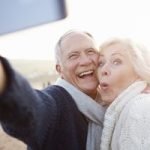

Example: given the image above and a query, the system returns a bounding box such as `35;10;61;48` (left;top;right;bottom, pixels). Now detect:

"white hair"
99;38;150;83
54;29;94;64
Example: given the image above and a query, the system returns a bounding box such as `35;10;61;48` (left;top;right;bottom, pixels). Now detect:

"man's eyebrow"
68;51;79;55
85;47;96;51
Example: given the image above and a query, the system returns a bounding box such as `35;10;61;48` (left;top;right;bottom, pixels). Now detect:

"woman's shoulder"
133;93;150;105
127;93;150;118
118;93;150;122
116;94;150;150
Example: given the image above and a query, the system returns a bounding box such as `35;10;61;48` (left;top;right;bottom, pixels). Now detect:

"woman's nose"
102;70;109;76
101;64;110;76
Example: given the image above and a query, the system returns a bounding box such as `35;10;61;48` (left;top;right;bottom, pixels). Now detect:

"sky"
0;0;150;60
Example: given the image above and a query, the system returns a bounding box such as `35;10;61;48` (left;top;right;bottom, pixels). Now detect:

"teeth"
79;70;93;77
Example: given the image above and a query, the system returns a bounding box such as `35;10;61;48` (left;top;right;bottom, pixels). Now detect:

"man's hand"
0;60;6;94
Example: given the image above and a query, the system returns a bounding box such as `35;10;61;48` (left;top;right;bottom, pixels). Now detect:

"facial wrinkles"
61;34;97;75
98;44;139;104
62;44;98;76
100;51;134;82
58;32;99;95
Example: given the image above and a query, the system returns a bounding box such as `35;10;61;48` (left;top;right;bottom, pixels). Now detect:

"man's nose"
80;54;91;65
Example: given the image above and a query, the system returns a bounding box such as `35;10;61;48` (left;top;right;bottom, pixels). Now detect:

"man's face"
56;33;99;98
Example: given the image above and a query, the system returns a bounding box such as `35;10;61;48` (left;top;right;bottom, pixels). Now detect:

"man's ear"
56;64;61;74
56;64;64;79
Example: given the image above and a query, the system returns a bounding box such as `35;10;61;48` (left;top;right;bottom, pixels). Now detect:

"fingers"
0;60;6;93
142;85;150;93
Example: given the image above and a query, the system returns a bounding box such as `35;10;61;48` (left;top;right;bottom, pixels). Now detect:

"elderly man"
0;30;105;150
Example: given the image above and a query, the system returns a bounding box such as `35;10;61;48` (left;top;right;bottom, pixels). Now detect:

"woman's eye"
99;61;104;67
113;59;122;65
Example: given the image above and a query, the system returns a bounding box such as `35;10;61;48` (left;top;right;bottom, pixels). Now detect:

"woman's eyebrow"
111;53;124;57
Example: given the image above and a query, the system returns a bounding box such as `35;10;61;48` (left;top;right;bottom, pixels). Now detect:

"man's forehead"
60;32;94;48
62;32;90;42
61;34;95;48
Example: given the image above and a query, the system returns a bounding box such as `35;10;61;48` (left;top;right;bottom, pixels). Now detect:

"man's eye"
87;49;97;54
88;50;94;54
69;54;78;59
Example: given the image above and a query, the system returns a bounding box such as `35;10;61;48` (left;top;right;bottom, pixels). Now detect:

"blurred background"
1;0;150;60
0;0;150;149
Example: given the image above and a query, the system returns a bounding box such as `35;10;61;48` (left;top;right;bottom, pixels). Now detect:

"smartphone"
0;0;67;35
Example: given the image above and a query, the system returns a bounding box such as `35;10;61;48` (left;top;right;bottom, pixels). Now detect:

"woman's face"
97;43;139;105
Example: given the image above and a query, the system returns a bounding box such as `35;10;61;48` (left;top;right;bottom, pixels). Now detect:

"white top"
100;81;150;150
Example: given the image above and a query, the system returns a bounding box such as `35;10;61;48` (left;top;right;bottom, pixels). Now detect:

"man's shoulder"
44;85;70;97
44;85;77;106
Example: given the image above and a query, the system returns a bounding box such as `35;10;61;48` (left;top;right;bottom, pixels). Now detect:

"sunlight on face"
97;43;139;105
57;33;99;98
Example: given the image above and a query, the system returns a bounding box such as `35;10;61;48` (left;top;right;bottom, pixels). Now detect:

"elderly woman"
97;38;150;150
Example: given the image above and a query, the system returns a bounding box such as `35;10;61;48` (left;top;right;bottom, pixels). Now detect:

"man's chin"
80;85;97;94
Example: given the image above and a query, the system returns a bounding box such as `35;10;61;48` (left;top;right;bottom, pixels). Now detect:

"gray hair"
55;29;94;64
99;38;150;83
